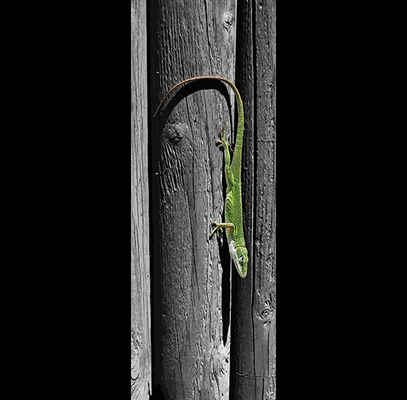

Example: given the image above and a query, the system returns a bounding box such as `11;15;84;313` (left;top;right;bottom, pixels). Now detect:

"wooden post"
149;0;237;398
131;1;151;399
232;0;276;399
252;0;276;397
147;0;276;398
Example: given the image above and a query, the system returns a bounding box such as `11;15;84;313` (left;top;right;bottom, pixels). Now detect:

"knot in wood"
222;11;235;31
165;122;189;146
255;307;274;325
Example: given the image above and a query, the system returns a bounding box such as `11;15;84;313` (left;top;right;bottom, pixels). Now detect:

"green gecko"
153;76;248;278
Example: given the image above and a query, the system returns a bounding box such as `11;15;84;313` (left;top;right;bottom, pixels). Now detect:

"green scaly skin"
153;76;248;278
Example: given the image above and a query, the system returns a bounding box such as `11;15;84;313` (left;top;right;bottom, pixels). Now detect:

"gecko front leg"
209;221;235;238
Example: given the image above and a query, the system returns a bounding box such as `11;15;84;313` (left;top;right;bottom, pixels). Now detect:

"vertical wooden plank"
149;0;237;398
232;0;276;399
231;0;255;398
131;0;151;399
252;0;276;398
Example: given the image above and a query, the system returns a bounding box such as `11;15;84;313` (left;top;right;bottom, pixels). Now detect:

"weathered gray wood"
232;0;276;399
231;1;256;398
131;1;151;399
252;1;276;398
150;0;237;398
231;0;256;399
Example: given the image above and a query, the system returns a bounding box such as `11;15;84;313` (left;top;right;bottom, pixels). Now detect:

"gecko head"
230;242;248;278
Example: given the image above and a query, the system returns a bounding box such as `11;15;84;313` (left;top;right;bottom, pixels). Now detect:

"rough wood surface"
149;1;237;398
131;1;151;399
252;1;276;397
232;0;276;399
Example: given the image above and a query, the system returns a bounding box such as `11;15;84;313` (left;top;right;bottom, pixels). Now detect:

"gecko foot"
209;222;223;239
217;123;232;152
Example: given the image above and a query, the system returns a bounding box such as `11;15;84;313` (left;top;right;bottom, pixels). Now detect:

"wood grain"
150;0;237;398
232;0;276;399
252;1;276;397
131;1;151;399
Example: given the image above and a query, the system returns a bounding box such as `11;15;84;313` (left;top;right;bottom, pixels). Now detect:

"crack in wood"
234;371;273;379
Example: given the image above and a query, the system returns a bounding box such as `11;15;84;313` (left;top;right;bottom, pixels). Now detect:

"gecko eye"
239;256;245;262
